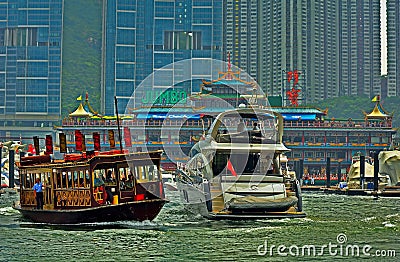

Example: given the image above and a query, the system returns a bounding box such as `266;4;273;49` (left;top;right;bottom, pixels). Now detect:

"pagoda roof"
366;105;389;118
364;98;392;119
69;103;92;117
201;69;256;87
207;79;250;86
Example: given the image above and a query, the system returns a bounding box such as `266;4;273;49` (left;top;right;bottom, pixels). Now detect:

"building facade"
340;0;381;97
0;0;63;141
224;0;258;80
260;0;381;104
387;0;400;97
102;0;224;115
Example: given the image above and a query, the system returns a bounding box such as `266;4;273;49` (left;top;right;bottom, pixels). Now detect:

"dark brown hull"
13;199;167;224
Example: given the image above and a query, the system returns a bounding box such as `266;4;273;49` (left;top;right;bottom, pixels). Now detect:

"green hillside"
62;0;102;116
309;95;400;128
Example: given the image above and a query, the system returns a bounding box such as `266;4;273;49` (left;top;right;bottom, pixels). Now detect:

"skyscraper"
387;0;400;97
224;0;258;80
102;0;223;115
260;0;381;104
0;0;63;139
259;1;307;104
340;0;381;98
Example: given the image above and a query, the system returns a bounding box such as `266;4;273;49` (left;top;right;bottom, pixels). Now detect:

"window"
164;31;202;50
304;151;314;158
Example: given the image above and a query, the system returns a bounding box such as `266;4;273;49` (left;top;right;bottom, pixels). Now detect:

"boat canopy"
281;113;316;121
136;113;201;119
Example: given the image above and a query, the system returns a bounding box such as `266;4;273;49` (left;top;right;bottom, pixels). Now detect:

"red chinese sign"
286;88;301;106
286;70;301;106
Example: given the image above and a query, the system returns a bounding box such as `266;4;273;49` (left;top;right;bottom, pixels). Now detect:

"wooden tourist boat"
176;107;306;219
13;150;167;224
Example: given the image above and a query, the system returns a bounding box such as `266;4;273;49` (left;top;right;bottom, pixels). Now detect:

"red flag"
226;159;238;176
81;133;86;152
28;144;35;155
93;132;101;151
75;130;83;151
124;127;132;147
45;135;53;155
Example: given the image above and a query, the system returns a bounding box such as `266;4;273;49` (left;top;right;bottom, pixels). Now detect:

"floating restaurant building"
57;71;396;174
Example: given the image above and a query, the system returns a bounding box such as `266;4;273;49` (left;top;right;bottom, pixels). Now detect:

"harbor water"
0;191;398;261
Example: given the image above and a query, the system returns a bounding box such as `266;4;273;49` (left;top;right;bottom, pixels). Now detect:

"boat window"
23;171;51;189
212;152;276;176
119;167;127;181
86;170;90;186
76;170;89;188
212;152;228;176
20;171;30;189
93;170;105;187
134;164;159;182
54;173;61;188
53;169;89;189
67;172;73;187
105;169;116;185
119;167;128;190
130;166;137;180
140;166;146;180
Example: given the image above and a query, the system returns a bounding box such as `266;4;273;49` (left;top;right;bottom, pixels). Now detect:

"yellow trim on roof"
69;103;92;117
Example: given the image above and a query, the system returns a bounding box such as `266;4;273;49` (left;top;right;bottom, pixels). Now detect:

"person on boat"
237;122;246;133
120;177;126;190
126;174;135;189
32;178;44;209
106;170;115;184
253;122;260;131
94;175;104;187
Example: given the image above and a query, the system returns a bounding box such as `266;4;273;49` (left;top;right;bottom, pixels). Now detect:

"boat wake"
0;206;18;216
17;219;162;231
382;221;396;228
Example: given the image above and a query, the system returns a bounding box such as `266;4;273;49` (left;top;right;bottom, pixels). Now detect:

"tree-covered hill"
309;95;400;128
62;0;102;116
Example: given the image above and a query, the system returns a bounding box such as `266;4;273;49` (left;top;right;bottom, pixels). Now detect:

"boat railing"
20;187;54;208
20;189;36;206
61;118;212;128
62;116;392;129
53;188;91;207
20;187;91;208
283;120;392;129
215;130;277;144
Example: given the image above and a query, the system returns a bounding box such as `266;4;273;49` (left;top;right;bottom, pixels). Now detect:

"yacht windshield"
214;111;277;143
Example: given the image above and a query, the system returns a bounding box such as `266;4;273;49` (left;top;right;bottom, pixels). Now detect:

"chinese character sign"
286;70;302;106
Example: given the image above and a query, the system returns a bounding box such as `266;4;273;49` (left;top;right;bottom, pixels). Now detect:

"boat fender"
203;181;212;212
294;179;303;212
